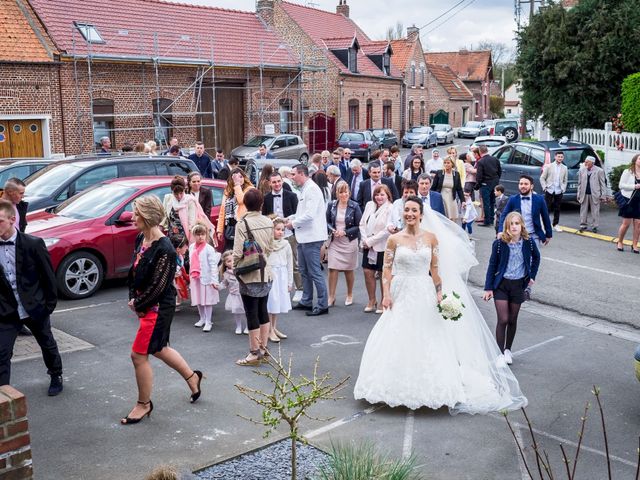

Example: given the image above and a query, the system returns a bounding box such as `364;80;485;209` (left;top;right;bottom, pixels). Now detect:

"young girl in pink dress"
189;224;220;332
220;250;247;335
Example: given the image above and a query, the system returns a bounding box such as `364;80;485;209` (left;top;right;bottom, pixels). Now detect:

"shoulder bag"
614;189;636;209
235;218;267;281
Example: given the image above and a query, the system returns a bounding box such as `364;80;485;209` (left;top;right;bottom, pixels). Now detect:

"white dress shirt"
0;230;28;319
520;194;535;236
388;198;405;230
271;189;292;238
291;179;328;244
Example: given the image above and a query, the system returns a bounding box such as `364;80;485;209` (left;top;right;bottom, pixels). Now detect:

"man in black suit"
474;144;502;226
217;156;238;182
356;161;399;212
0;199;63;394
383;161;403;198
262;173;302;295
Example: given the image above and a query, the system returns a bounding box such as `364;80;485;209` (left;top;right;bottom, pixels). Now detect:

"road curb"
557;225;634;246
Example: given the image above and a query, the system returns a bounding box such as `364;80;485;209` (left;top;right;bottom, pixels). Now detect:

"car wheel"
56;251;104;299
503;127;518;142
299;153;309;163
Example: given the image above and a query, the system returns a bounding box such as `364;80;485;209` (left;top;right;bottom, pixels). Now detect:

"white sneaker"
202;323;212;332
235;326;242;335
503;349;513;365
553;225;562;232
243;328;249;335
194;319;205;328
292;290;303;303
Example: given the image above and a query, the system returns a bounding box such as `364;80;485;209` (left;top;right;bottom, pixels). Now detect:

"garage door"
0;120;44;158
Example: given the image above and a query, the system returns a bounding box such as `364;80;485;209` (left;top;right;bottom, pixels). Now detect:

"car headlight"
43;238;60;247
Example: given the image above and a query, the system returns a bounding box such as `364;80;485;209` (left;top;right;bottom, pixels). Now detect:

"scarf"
189;242;206;279
271;238;288;253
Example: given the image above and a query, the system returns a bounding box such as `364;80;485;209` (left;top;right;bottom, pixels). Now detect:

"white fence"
572;127;640;171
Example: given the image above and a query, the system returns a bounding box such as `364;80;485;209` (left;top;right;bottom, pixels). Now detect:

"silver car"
401;126;438;148
457;121;483;139
470;136;509;155
431;124;455;145
230;134;309;163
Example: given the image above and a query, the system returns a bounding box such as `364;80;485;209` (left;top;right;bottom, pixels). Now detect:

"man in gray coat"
577;156;607;233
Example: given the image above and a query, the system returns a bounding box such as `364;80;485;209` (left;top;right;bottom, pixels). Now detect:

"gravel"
195;439;329;480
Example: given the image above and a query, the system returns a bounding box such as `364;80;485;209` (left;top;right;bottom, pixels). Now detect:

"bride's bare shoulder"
422;230;438;245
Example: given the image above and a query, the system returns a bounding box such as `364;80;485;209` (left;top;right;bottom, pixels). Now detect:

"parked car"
336;130;381;161
0;158;59;188
492;119;520;142
431;124;455;145
477;120;496;137
470;136;509;155
493;140;601;202
25;177;225;299
401;126;438;149
230;134;309;163
457;121;483;139
24;156;197;212
244;158;301;186
369;128;398;148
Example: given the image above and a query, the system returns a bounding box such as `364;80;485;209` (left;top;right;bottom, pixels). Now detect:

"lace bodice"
392;245;433;277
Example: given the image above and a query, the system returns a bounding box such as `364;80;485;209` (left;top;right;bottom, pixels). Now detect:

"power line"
417;0;468;31
421;0;477;37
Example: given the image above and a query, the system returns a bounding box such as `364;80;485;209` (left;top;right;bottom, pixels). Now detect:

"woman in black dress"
121;195;203;425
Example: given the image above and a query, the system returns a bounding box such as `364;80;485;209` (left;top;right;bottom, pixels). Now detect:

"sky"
172;0;519;53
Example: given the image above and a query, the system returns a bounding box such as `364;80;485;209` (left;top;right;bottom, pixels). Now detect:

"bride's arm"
429;235;443;304
381;236;397;309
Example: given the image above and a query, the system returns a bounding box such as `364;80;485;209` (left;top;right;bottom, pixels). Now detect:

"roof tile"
425;50;492;82
426;62;474;100
389;39;416;70
0;0;55;63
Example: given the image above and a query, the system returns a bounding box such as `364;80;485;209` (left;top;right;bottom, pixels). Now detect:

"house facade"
425;50;493;122
257;0;404;151
424;63;474;128
503;83;522;117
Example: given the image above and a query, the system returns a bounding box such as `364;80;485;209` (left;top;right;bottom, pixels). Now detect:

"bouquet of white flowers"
437;291;465;321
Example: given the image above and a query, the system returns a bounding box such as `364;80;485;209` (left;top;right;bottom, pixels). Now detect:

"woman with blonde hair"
146;140;158;155
216;167;254;250
483;212;540;365
446;146;466;184
432;156;464;222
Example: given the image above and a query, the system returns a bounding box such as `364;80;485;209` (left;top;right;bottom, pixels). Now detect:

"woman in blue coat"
483;212;540;365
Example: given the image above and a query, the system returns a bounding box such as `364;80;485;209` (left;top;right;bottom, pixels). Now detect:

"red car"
26;177;226;299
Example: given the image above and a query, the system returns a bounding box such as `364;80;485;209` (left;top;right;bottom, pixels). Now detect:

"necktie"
0;240;14;246
351;175;357;199
521;196;530;201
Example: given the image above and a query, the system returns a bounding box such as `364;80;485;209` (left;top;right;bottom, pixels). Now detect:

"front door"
308;113;336;153
0;120;44;158
197;83;244;156
429;110;449;125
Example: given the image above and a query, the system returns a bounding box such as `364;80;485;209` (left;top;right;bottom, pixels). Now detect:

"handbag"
614;190;634;209
224;220;236;242
234;218;267;280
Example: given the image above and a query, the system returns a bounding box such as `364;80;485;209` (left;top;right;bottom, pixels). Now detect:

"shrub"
608;164;628;192
621;72;640;133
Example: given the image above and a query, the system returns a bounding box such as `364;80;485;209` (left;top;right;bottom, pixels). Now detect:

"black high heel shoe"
186;370;203;403
121;400;153;425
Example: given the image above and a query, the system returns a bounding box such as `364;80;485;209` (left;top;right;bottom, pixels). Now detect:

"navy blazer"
498;194;552;242
484;237;541;291
356;177;400;212
425;191;446;216
326;199;362;241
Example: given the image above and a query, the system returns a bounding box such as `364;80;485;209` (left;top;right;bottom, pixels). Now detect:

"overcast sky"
172;0;518;53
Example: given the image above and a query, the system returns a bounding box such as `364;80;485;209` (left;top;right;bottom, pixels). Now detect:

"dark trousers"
0;316;63;386
480;184;496;225
544;191;563;226
240;294;269;331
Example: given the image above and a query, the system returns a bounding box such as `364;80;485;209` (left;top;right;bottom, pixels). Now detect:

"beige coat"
232;211;274;284
540;162;568;194
577;165;606;203
359;201;392;252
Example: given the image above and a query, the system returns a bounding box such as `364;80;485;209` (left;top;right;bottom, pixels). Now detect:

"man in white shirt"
540;152;568;232
388;179;419;233
424;149;443;178
285;164;329;316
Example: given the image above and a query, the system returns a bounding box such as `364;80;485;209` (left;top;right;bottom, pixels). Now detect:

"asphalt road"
9;139;640;479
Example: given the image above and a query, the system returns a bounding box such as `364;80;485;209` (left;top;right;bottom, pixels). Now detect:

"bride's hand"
436;291;443;304
382;295;392;310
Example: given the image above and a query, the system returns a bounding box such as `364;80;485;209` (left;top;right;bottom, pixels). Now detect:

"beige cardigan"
232;211;274;284
216;184;252;235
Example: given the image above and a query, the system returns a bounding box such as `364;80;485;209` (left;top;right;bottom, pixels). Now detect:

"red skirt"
132;307;172;355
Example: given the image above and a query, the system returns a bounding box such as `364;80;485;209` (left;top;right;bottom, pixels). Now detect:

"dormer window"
75;22;105;44
348;47;358;73
382;53;390;76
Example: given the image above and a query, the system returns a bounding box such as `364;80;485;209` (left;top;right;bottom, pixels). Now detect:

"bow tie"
0;240;14;246
272;194;281;197
521;196;530;201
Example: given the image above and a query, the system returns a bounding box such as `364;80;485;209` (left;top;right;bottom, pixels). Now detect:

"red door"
308;114;336;154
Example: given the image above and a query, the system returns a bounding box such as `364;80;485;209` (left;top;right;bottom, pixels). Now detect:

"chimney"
407;25;419;41
336;0;349;17
256;0;275;26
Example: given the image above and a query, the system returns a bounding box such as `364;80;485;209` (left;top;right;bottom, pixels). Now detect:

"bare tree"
476;40;514;67
385;21;404;41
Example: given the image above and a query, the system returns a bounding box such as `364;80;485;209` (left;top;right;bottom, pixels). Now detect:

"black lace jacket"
127;234;177;313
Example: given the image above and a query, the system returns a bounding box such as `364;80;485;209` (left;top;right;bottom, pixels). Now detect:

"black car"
369;128;398;149
494;140;601;202
336;130;381;161
24;155;198;211
0;158;59;188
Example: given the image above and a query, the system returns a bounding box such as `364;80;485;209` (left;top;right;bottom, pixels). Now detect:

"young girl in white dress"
267;218;293;343
220;250;247;335
189;224;220;332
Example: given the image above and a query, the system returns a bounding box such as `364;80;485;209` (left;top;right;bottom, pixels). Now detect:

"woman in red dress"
121;195;203;425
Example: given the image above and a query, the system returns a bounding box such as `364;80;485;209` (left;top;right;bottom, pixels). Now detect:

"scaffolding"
68;23;333;156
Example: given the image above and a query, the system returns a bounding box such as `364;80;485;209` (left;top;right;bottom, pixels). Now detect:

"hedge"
621;72;640;133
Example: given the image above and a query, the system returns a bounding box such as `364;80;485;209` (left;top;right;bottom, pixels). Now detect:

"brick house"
257;0;404;151
424;63;474;128
5;0;315;157
0;0;61;158
425;50;493;121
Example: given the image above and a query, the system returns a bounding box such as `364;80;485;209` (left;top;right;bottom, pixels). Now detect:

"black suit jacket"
432;170;465;203
197;187;213;219
356;177;400;212
17;201;28;232
262;189;298;218
0;231;57;322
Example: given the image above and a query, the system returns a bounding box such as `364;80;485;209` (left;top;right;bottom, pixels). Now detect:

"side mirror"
271;145;280;150
116;211;134;224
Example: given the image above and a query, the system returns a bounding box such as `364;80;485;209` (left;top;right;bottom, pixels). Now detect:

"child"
170;234;190;310
460;189;478;239
219;250;247;335
189;223;220;332
267;218;293;343
494;184;510;234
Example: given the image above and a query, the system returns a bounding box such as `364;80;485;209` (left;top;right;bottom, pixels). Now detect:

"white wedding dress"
353;207;527;414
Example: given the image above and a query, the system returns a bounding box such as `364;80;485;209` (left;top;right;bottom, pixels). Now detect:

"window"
279;99;292;134
73;165;118;194
382;53;390;76
408;100;414;127
119;162;156;177
273;137;287;149
420;65;425;88
286;136;299;147
410;64;416;87
93;99;114;150
348;47;358;73
75;23;105;44
167;162;192;176
348;99;359;130
211;186;224;206
339;132;364;142
366;99;373;130
420;101;426;125
153;98;173;146
382;100;392;129
495;146;513;164
511;146;532;166
529;149;545;167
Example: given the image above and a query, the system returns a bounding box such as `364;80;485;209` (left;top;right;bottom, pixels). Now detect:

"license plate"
568;183;577;189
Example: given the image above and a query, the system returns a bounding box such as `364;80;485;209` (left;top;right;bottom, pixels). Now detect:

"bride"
353;196;527;414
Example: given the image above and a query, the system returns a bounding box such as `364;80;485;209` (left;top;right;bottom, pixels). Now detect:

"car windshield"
371;129;385;138
244;136;275;148
464;122;482;128
409;127;431;134
555;148;596;169
25;163;84;197
53;183;137;220
432;125;449;131
340;132;364;141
